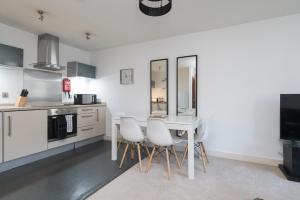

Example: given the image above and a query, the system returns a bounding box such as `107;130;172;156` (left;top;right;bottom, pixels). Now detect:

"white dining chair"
181;122;209;172
119;116;148;171
146;119;181;179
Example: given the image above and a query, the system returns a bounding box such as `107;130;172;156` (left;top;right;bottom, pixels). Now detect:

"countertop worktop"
0;103;106;112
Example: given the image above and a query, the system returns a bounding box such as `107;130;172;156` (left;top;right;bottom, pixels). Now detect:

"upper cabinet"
0;43;23;68
67;61;96;79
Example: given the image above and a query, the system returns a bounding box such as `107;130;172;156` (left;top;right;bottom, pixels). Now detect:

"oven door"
48;114;77;142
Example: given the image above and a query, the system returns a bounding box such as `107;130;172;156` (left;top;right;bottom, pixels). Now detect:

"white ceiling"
0;0;300;51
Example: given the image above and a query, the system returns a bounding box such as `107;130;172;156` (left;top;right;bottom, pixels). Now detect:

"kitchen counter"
0;103;106;112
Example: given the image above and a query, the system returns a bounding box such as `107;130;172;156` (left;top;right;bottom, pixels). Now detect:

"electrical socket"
2;92;9;98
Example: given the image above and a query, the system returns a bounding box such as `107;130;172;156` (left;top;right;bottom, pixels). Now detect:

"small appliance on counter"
74;94;97;105
15;89;29;107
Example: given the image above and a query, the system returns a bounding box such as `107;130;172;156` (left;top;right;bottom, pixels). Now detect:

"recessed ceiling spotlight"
37;10;45;22
139;0;172;17
86;32;91;40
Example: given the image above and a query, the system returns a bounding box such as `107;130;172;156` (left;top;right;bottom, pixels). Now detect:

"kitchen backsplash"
0;67;97;105
0;67;23;104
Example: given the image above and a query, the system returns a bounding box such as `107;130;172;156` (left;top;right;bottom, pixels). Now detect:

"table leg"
112;122;118;160
187;128;195;179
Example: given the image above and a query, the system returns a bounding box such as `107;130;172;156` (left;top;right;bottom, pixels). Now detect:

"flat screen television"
280;94;300;141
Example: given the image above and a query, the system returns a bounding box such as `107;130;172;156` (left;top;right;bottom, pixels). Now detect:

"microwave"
74;94;97;105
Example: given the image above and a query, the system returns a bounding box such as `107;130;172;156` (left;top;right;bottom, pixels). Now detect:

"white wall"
0;22;91;104
91;14;300;163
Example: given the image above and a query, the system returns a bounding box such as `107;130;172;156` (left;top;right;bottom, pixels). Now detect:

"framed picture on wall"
120;68;134;85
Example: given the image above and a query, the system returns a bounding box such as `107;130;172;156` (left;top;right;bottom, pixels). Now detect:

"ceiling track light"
139;0;172;17
37;10;44;22
86;32;91;40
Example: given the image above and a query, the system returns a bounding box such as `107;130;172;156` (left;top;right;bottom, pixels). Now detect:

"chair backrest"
195;120;209;141
147;119;173;146
120;117;144;142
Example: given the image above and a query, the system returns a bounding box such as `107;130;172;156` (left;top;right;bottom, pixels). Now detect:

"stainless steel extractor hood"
33;34;65;71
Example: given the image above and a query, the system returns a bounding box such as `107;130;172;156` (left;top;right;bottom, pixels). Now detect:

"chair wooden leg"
144;144;151;158
165;147;171;179
168;149;172;159
137;144;143;172
180;144;188;167
130;144;135;160
200;142;209;164
199;144;206;173
172;146;181;169
119;143;129;168
157;147;161;163
146;146;156;172
117;139;122;150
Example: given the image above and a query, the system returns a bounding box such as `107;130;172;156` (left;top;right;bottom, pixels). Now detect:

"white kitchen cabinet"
3;110;47;161
77;106;106;140
77;125;97;140
0;113;3;163
77;112;97;127
95;106;106;136
67;62;96;79
78;107;98;115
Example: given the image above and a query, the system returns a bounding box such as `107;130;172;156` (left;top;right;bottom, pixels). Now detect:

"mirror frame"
176;55;198;116
150;58;169;115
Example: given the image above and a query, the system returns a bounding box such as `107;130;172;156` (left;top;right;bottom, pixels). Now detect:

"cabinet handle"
96;109;99;122
82;127;94;132
81;115;93;118
8;116;12;137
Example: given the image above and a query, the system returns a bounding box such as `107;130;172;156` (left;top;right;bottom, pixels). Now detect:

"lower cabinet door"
78;112;97;127
95;106;106;136
78;125;97;140
3;110;48;162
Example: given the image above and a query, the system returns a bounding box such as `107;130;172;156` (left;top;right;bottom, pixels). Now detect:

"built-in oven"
48;108;77;142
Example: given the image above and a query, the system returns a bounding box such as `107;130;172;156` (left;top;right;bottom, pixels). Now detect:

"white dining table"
111;114;202;179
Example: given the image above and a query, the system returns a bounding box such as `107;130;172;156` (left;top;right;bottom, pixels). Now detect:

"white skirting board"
0;136;103;173
103;136;282;166
207;150;282;166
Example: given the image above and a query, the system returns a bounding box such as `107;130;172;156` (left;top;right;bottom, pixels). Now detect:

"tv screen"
280;94;300;141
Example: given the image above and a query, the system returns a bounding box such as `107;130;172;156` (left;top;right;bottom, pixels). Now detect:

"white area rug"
88;156;300;200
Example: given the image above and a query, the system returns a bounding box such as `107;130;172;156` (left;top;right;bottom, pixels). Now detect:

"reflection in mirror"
177;55;197;116
150;59;168;115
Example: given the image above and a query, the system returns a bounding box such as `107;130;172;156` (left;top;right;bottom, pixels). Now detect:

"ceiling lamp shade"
139;0;172;17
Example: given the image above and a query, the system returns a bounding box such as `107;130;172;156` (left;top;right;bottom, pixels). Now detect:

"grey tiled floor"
0;141;141;200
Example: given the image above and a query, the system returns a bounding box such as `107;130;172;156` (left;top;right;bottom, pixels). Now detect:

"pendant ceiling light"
37;10;45;22
139;0;172;17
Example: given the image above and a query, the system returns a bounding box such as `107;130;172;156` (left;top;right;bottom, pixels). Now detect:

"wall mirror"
150;59;168;115
177;55;197;116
